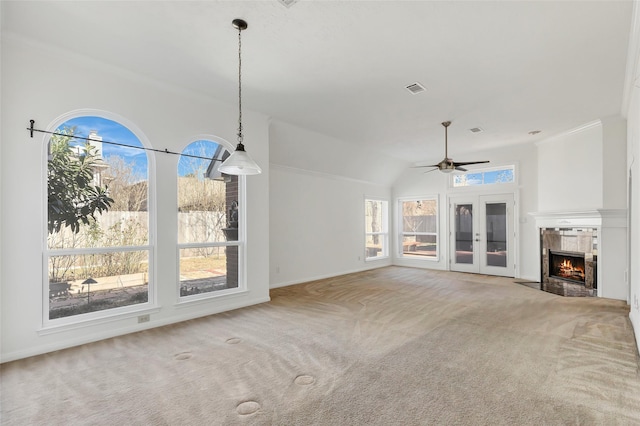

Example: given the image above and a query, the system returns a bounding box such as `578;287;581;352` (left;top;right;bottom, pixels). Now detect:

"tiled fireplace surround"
531;210;628;299
540;228;597;296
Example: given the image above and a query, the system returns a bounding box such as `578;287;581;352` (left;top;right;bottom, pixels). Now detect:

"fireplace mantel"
529;209;626;228
530;208;628;301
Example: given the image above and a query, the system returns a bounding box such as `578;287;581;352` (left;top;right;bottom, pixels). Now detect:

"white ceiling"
3;1;633;164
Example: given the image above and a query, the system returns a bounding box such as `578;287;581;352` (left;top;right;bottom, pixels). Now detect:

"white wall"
269;121;407;187
392;142;539;281
603;116;628;209
625;0;640;353
537;121;604;212
536;115;627;212
269;121;401;287
601;116;629;301
0;34;270;361
628;84;640;349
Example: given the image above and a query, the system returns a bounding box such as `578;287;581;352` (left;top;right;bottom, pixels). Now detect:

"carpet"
2;267;639;425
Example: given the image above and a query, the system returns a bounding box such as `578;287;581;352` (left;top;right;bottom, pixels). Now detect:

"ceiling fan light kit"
416;121;489;174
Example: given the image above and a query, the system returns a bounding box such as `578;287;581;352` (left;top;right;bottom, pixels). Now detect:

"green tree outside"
47;127;113;234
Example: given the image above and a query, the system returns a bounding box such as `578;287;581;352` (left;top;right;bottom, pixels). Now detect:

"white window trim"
176;136;247;303
365;197;389;261
42;109;157;330
397;195;440;262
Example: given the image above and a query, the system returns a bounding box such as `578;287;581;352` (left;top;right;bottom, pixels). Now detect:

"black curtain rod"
27;119;222;163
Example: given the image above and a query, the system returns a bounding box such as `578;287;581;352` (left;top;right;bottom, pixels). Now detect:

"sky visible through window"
58;117;222;178
453;166;514;187
59;116;147;177
178;140;220;178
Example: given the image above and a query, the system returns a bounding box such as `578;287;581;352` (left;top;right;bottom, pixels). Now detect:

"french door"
449;193;515;277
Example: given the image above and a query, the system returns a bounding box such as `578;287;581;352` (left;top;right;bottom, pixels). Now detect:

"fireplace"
549;250;585;284
540;228;597;297
531;210;627;300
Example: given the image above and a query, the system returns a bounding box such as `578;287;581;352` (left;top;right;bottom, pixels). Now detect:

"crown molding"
534;120;602;147
622;0;640;118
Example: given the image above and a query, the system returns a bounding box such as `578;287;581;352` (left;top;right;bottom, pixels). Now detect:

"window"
365;199;388;260
177;140;241;299
46;115;152;322
399;198;438;259
452;165;515;188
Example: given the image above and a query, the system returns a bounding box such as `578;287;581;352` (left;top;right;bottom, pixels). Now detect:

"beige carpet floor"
2;266;640;425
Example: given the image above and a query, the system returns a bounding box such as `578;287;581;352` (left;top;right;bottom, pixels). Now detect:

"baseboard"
1;296;271;363
630;309;640;355
270;264;390;289
517;274;539;283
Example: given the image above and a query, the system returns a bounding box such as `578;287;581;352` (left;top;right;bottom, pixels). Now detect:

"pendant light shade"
218;18;262;176
218;142;262;175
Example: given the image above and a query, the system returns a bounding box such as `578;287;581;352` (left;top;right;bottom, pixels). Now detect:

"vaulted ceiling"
2;1;633;163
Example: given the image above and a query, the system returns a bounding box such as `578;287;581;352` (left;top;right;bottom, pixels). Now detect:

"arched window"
177;139;241;299
45;114;153;323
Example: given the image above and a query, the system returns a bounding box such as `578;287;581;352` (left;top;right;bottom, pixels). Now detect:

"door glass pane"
486;202;507;267
455;204;474;264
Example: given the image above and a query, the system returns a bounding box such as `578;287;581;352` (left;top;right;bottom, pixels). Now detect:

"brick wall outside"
225;175;239;288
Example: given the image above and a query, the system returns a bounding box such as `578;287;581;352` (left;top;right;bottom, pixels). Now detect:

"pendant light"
218;18;262;175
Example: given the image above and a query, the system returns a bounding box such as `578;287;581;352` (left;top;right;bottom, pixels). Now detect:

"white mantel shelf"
529;209;627;228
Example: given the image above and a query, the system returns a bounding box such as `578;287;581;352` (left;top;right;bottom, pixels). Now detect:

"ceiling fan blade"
423;168;439;174
452;160;490;167
412;164;441;169
413;122;490;173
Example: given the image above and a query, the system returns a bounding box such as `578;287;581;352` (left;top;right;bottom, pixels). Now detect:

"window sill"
175;287;248;308
365;256;389;262
398;255;440;262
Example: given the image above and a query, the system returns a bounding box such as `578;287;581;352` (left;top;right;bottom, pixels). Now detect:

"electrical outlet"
276;265;280;273
138;314;150;323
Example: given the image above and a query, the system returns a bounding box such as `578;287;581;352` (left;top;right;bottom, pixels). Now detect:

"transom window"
452;165;515;188
399;197;438;259
177;140;241;299
46;115;152;322
365;199;388;260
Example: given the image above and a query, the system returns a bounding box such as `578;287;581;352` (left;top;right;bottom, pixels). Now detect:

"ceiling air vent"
469;127;484;133
405;82;426;95
278;0;299;7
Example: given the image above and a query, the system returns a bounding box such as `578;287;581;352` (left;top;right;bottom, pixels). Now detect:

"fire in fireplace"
549;250;585;284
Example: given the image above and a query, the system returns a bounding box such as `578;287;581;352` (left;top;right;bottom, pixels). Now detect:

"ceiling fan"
416;121;489;173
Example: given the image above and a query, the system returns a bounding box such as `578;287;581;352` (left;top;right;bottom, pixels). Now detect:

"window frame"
364;198;389;261
176;136;246;303
397;196;440;261
450;164;516;189
42;110;156;329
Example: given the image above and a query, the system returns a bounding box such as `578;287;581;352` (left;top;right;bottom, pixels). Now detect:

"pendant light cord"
237;25;244;145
